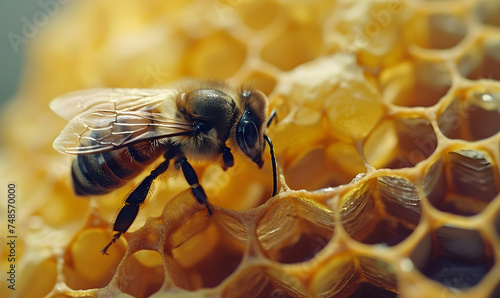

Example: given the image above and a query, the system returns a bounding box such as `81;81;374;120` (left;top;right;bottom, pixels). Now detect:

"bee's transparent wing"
50;88;178;121
54;110;192;154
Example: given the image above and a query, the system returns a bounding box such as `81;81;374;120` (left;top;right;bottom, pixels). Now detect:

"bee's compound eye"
236;108;262;156
241;121;258;149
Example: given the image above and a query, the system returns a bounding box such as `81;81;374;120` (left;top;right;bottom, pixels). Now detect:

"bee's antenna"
264;109;278;197
266;109;277;128
264;135;277;197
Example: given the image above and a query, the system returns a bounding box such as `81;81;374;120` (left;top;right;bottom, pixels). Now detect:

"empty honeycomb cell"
117;250;165;297
358;256;398;289
380;60;452;107
235;0;280;30
256;197;334;264
33;178;90;227
261;24;323;71
364;119;398;169
17;256;58;298
408;11;468;50
449;150;498;201
462;36;500;81
392;116;438;168
222;265;306;298
326;142;367;181
310;254;398;297
438;87;500;141
286;147;357;191
310;255;358;297
364;116;438;169
272;130;329;188
325;81;385;141
243;71;277;95
185;31;247;79
412;226;495;289
166;211;245;290
354;2;408;69
475;0;500;27
63;228;126;289
424;149;499;216
285;147;330;191
466;87;500;139
340;176;421;246
201;160;276;211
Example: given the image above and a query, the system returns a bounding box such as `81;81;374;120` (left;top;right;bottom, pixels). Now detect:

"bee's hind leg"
101;159;170;255
176;157;213;217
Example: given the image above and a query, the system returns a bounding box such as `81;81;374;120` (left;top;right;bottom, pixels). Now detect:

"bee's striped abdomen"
71;142;165;196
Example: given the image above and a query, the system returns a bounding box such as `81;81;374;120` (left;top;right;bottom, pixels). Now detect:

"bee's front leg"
176;157;213;217
221;146;234;171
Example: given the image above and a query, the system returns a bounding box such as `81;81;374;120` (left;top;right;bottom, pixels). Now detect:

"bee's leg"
176;157;213;217
221;146;234;171
101;159;170;255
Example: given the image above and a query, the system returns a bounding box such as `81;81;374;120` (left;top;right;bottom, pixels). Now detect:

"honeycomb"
1;0;500;297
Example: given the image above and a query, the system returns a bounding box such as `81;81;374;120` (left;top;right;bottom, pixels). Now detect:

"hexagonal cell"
257;197;334;264
310;255;398;297
118;250;164;297
324;79;385;141
63;228;126;290
341;176;421;246
449;150;499;201
285;146;364;191
364;117;437;169
222;265;306;297
235;0;280;30
475;0;500;27
185;31;247;79
407;11;468;50
410;226;495;289
17;256;58;298
423;150;499;216
460;36;500;81
164;212;245;290
243;71;277;95
380;60;452;107
310;255;358;297
438;88;500;141
261;23;322;71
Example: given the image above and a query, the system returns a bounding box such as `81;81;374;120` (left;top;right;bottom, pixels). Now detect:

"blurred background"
0;1;40;107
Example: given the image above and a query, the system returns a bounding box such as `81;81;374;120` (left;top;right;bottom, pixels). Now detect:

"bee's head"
235;89;268;168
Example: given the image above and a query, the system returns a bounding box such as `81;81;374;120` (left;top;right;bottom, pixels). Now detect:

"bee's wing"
53;109;192;154
50;88;177;121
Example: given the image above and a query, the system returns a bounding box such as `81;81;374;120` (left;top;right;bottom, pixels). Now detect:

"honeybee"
51;80;277;255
